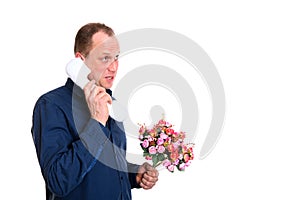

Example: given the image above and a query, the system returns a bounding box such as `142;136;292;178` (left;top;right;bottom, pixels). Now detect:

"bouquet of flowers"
138;118;194;172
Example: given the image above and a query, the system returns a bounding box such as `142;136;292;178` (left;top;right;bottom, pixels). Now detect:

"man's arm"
32;99;109;197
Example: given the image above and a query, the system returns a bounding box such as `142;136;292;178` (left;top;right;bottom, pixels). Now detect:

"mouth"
105;76;114;80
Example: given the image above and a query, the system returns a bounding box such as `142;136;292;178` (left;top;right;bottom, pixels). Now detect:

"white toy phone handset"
65;58;127;121
66;58;91;90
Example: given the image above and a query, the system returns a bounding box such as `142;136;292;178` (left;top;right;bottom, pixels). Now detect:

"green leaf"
158;153;165;162
152;156;159;167
143;152;150;157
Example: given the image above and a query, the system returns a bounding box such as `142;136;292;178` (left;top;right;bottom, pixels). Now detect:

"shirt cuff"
127;163;141;189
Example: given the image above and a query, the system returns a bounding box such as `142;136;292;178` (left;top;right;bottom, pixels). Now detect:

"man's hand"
84;80;112;125
136;162;159;190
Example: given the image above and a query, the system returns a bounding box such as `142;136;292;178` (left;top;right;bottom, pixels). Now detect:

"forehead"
91;31;119;53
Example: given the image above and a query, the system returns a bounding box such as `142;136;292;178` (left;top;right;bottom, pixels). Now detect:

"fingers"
83;80;112;124
143;163;159;176
92;88;111;103
139;162;159;190
144;162;156;171
143;171;158;183
85;83;111;106
146;169;159;178
140;172;158;189
140;181;153;190
84;80;105;98
83;80;96;96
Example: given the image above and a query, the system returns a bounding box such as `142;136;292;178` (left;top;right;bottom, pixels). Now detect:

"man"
31;23;159;200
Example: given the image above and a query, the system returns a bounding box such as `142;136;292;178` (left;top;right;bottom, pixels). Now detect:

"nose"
108;60;118;72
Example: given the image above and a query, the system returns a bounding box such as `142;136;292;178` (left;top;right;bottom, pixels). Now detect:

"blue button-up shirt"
31;78;140;200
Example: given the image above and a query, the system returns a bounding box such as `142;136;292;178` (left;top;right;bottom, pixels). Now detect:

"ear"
75;52;85;61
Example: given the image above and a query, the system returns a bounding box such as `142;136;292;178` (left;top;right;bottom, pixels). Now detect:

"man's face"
84;31;120;89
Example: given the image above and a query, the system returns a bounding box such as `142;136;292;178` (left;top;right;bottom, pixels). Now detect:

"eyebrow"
101;51;120;55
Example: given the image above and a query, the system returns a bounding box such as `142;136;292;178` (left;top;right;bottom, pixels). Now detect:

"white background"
1;0;300;199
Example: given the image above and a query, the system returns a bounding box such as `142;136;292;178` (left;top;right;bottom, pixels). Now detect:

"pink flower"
157;138;164;145
157;145;165;153
173;131;179;137
183;153;190;163
149;146;157;154
167;164;175;172
147;136;153;142
163;160;171;167
138;118;194;173
185;160;191;167
160;133;168;140
139;126;145;134
170;151;179;162
142;140;149;148
179;132;185;140
179;163;185;171
139;135;144;140
178;153;183;160
173;141;181;149
174;159;179;165
158;119;166;126
167;144;175;152
145;156;152;160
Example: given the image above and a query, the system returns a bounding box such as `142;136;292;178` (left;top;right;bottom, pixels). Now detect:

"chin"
101;83;113;89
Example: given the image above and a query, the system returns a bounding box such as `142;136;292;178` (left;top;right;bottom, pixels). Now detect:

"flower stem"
153;161;162;168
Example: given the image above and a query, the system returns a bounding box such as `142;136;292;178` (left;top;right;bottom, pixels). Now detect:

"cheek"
95;69;106;80
92;62;106;75
100;66;109;77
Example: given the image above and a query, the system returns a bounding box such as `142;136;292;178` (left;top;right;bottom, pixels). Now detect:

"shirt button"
120;176;123;180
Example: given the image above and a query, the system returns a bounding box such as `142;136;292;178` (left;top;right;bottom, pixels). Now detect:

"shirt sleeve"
32;99;110;197
127;162;142;189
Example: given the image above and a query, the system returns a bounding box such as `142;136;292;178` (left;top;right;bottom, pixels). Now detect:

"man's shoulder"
35;81;72;107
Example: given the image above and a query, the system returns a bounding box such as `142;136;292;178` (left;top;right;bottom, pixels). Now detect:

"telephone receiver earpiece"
66;58;90;89
65;58;127;122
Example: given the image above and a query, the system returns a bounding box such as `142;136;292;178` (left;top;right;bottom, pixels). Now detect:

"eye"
114;54;119;61
101;56;111;63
